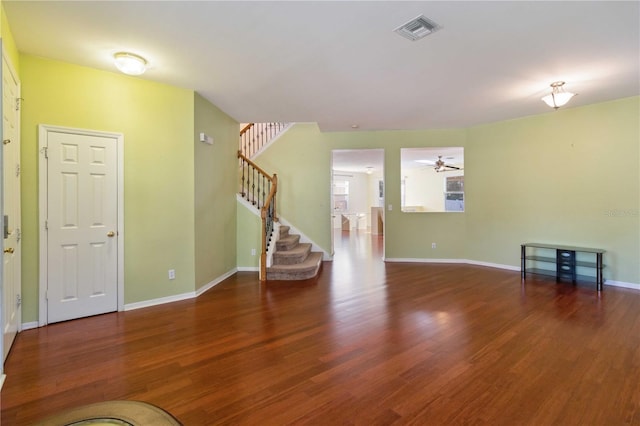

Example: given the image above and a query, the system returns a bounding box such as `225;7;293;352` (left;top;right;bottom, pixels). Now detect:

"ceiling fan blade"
436;165;464;172
415;159;436;165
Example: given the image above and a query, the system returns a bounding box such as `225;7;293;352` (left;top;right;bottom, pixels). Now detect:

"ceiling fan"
434;156;463;172
417;155;463;172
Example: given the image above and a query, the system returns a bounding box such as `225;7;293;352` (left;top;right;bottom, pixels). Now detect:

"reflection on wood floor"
3;229;640;425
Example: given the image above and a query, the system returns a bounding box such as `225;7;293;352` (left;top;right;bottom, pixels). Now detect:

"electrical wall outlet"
168;269;176;280
431;242;436;249
251;248;256;256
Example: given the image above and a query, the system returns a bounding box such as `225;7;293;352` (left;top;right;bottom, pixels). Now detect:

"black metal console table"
521;243;605;291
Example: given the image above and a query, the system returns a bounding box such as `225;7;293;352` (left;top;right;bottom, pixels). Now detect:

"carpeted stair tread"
273;243;312;265
267;252;323;280
279;225;290;236
276;234;300;251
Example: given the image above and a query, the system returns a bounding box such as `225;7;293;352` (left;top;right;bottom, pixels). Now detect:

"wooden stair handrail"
261;174;278;222
239;122;289;159
240;123;254;137
237;151;276;184
238;150;277;281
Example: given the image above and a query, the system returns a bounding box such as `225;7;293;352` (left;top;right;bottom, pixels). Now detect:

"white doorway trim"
330;149;385;258
1;46;22;370
38;125;124;327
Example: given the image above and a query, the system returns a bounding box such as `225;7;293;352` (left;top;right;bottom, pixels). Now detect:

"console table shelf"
521;243;605;291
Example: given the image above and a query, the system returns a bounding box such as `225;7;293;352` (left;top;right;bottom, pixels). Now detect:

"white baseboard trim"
237;266;259;272
465;259;521;272
125;291;196;311
604;280;640;290
385;258;467;264
125;267;238;311
251;123;294;159
385;258;518;272
22;321;39;330
195;268;237;297
385;258;639;290
22;269;240;327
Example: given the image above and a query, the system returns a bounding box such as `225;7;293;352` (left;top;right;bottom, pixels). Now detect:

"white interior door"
2;55;21;361
44;130;119;323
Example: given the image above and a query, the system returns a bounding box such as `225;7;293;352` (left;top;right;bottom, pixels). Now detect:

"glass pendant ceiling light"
113;52;147;75
541;81;576;110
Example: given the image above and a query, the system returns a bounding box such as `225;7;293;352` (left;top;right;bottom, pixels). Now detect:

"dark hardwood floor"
2;230;640;425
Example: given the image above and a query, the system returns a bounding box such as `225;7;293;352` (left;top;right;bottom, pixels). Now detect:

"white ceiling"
5;1;639;136
333;149;385;174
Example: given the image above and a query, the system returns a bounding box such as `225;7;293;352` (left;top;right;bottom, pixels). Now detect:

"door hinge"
44;220;48;231
16;228;21;243
40;147;48;159
16;97;23;111
16;163;20;177
16;294;21;307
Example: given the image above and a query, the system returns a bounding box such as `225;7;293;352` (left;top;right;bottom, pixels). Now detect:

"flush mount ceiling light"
113;52;147;75
394;15;441;41
541;81;576;110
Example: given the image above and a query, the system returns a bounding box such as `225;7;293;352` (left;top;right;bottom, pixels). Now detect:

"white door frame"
38;125;124;327
1;45;21;371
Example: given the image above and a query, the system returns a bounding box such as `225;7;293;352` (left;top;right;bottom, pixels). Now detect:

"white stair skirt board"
236;195;332;262
277;217;332;261
237;193;263;214
266;221;281;268
250;123;294;160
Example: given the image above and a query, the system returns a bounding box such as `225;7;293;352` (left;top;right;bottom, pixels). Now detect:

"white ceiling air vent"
394;15;441;41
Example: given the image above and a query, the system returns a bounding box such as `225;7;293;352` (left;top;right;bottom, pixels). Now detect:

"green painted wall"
1;4;20;72
466;96;640;283
253;123;332;251
20;55;196;322
8;20;638;329
326;128;468;260
251;98;639;284
193;93;238;289
252;123;467;258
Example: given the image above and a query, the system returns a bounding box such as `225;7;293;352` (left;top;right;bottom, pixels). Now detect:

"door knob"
4;247;14;254
107;231;115;237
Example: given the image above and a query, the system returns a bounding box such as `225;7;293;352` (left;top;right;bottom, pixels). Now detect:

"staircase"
238;122;323;282
267;226;323;281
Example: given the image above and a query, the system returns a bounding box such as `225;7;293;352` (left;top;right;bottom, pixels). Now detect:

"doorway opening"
330;149;384;263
